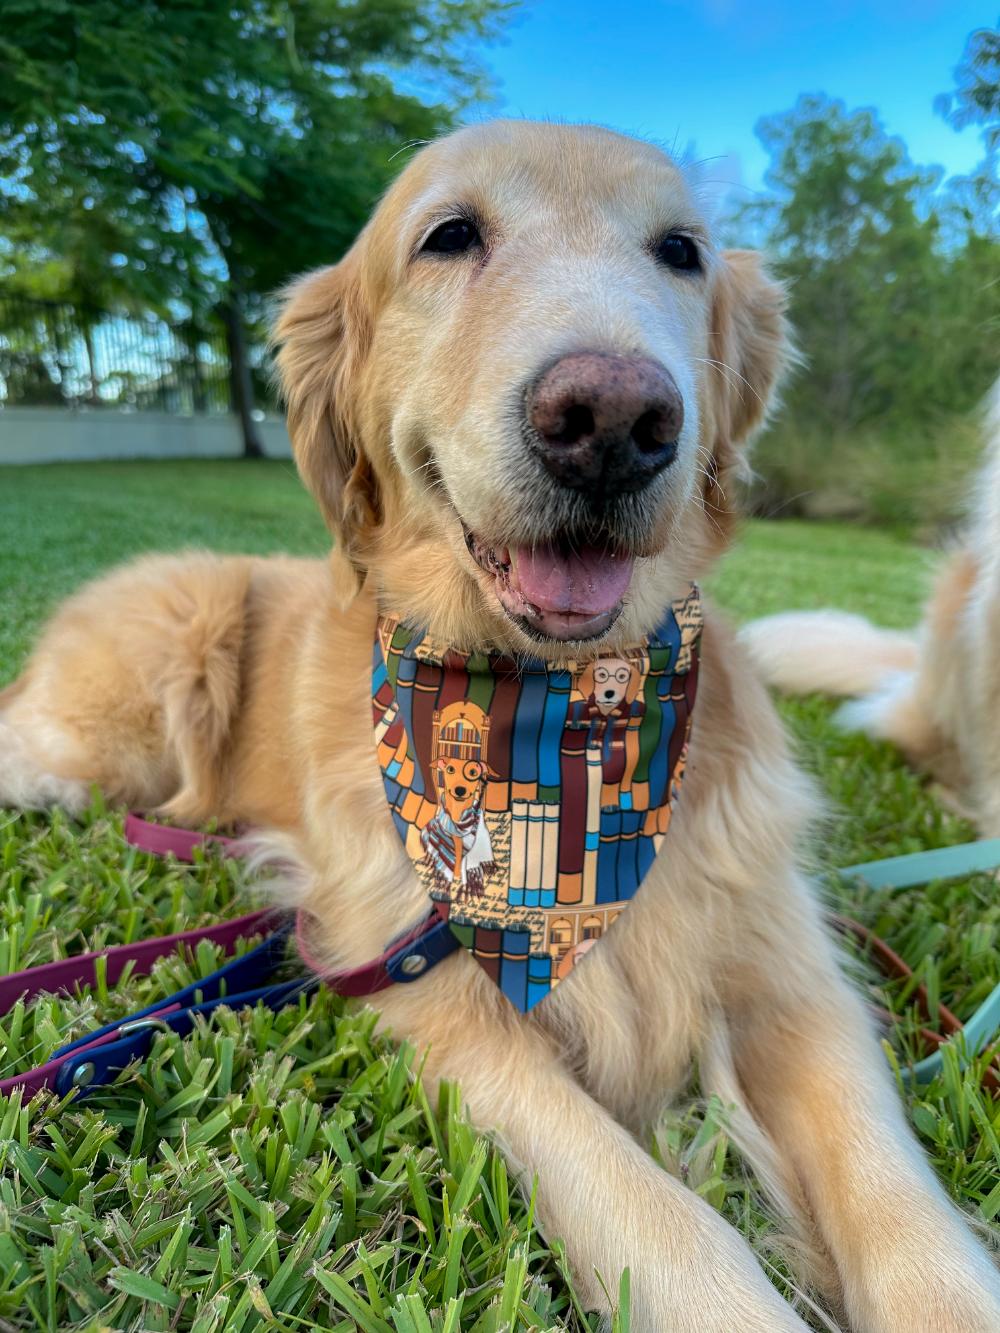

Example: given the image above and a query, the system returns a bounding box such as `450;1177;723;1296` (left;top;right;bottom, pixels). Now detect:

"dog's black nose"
526;353;683;497
454;785;468;798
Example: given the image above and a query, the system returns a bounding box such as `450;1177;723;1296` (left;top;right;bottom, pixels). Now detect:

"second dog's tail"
737;610;918;697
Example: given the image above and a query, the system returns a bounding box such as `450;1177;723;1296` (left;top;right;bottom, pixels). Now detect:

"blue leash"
43;923;310;1098
838;840;1000;1086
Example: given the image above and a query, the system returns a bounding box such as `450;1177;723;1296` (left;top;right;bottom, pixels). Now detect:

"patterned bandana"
371;586;702;1011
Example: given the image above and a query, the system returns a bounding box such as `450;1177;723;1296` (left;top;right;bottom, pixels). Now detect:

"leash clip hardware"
117;1016;172;1038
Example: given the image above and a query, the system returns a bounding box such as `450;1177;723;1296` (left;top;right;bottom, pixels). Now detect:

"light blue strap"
899;984;1000;1087
837;840;1000;1085
839;839;1000;891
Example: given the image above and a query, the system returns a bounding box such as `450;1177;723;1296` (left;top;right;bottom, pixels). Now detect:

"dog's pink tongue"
511;544;634;615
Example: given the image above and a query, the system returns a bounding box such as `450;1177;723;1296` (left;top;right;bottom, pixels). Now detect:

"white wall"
0;408;292;465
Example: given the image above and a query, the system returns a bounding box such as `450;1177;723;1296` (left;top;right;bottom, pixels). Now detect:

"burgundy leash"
0;815;456;1101
122;812;248;861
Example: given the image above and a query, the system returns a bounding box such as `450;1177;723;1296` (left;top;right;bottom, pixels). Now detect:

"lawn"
1;460;998;1331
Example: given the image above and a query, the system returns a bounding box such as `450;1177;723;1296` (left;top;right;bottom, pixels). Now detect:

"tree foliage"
935;26;1000;231
731;90;998;526
1;0;508;299
0;0;511;444
937;26;1000;149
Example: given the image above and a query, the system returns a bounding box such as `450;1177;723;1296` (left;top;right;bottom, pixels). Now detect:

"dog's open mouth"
464;529;634;641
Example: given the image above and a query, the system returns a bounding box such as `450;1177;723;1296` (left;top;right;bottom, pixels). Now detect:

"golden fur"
740;382;1000;836
3;122;999;1331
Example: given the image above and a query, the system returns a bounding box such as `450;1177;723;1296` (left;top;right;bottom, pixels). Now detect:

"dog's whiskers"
694;442;727;505
695;356;765;409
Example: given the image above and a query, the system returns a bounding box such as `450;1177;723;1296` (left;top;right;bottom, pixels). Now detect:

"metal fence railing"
0;296;258;414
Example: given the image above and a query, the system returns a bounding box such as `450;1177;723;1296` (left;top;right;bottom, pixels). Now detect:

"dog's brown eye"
654;233;700;273
422;218;481;256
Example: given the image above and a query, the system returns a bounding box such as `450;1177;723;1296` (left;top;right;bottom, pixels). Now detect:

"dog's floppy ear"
274;251;379;603
623;665;641;706
575;662;596;701
704;250;790;514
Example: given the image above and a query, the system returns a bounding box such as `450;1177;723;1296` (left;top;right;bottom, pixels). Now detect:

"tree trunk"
82;322;100;405
221;292;264;458
184;318;208;414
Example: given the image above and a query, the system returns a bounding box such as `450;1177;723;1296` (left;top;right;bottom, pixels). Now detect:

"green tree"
0;0;511;450
735;96;945;433
936;25;999;232
729;93;998;525
934;25;999;407
937;25;1000;151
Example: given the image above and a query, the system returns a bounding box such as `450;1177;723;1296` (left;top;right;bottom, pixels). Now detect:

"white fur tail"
738;610;918;697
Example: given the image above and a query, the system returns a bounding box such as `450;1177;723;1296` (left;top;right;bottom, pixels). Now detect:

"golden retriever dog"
741;383;1000;837
2;122;999;1331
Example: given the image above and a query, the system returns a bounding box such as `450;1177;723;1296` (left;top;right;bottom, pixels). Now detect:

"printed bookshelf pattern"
372;586;702;1011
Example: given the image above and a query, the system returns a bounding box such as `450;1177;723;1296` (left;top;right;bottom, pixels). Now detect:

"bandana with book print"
372;586;702;1011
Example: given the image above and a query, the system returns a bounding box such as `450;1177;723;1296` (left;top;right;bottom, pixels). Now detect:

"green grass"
1;460;998;1331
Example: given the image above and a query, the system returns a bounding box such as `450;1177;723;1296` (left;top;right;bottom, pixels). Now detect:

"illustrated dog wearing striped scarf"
422;702;498;900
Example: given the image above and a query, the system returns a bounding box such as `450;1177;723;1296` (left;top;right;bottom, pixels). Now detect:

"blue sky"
474;1;994;206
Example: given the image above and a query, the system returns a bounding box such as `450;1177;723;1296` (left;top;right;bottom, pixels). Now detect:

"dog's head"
577;658;638;714
435;756;493;814
276;121;788;657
